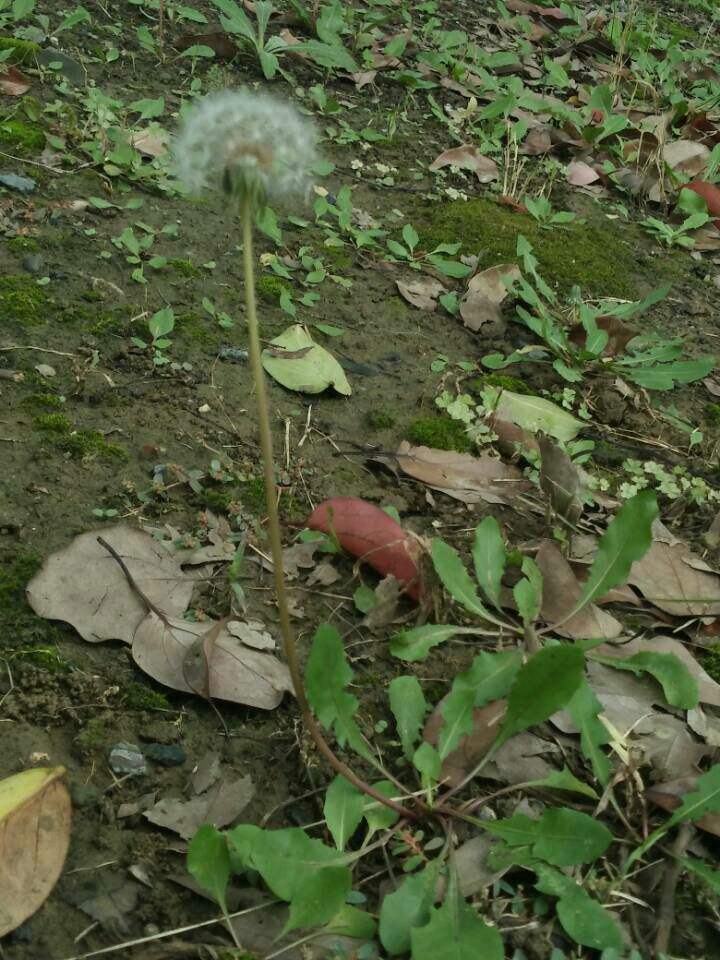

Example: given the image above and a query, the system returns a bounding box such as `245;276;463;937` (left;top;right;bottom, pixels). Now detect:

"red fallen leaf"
646;778;720;838
0;65;30;96
568;314;636;357
308;497;423;599
682;181;720;229
174;32;236;59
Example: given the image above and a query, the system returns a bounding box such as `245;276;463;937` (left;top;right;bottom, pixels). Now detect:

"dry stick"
654;822;694;956
240;201;421;823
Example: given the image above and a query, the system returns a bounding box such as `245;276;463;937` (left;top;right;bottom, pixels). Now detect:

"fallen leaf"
132;613;293;709
396;277;446;310
535;541;622;640
34;363;56;378
144;775;255;840
449;836;509;897
682;181;720;229
174;31;236;58
429;145;499;183
424;699;507;787
306;561;341;587
0;65;30;95
226;619;276;650
519;125;552;155
362;575;403;629
395;441;532;505
459;263;521;332
308;497;423;599
130;128;168;158
262;324;351;395
567;314;636;357
0;767;71;936
64;871;139;931
663;140;711;178
485;387;583;442
628;521;720;616
351;70;377;89
191;751;221;795
538;435;585;524
566;161;600;186
27;525;195;645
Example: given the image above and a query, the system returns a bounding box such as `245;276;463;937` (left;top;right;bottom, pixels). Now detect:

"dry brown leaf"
396;277;446;310
0;65;30;95
351;70;376;89
663;139;711;177
566;161;600;186
535;541;622;640
429;144;499;183
396;441;531;505
130;129;168;158
144;775;255;840
593;635;720;707
538;435;585;524
519;125;552;155
0;767;71;936
26;525;194;645
568;314;636;357
628;521;720;616
424;699;507;787
459;263;520;332
132;612;293;709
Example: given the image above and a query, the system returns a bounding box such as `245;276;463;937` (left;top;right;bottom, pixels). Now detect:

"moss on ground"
469;373;531;396
405;416;472;452
7;236;40;254
124;682;170;710
22;392;64;412
706;403;720;426
367;409;396;429
0;116;44;154
256;274;292;304
0;36;40;62
35;413;129;461
169;257;201;278
0;274;49;326
418;198;640;298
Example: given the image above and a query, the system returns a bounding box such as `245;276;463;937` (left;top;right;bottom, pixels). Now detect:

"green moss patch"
405;416;472;453
0;274;48;326
418;198;640;298
0;36;40;63
0;116;44;155
35;413;129;461
256;274;291;304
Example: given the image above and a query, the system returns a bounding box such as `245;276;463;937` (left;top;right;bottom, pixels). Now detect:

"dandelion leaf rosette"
262;324;351;395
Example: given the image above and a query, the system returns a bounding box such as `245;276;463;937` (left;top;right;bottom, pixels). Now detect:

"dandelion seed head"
173;89;317;204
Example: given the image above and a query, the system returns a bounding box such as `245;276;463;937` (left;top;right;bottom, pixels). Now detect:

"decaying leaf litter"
1;0;720;957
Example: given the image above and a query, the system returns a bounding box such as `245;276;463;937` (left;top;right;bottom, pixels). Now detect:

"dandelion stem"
240;199;420;821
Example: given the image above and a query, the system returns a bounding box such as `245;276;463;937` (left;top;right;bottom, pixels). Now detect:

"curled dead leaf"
396;277;446;311
429;145;499;183
459;263;520;332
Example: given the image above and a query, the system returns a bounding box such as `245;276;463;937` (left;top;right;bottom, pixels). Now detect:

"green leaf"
410;890;503;960
568;680;612;786
364;780;401;835
439;651;521;757
427;256;472;278
324;775;365;850
513;557;543;627
596;650;698;710
306;624;372;761
682;857;720;895
413;741;441;789
565;491;658;622
290;38;358;72
527;765;598;799
212;0;256;41
624;357;715;391
389;676;427;761
534;865;622;951
390;624;484;662
284;866;350;934
324;903;377;939
130;96;164;120
533;807;612;865
353;584;376;614
402;223;420;251
187;825;230;911
262;324;351;396
379;861;442;955
485;387;582;442
148;306;174;340
431;538;495;621
499;644;585;746
472;517;507;609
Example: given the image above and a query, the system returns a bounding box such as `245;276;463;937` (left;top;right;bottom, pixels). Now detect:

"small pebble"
109;742;147;776
144;743;186;767
22;253;43;275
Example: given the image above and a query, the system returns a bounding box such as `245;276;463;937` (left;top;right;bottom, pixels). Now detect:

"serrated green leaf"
390;624;483;662
187;825;230;911
472;517;507;609
624;356;715;390
324;775;365;850
431;538;494;620
561;491;658;625
389;676;427;760
513;556;543;627
568;680;612;786
410;890;503;960
682;857;720;894
413;741;441;789
526;765;598;799
499;644;585;746
306;624;372;760
535;864;622;951
379;861;442;956
483;807;611;865
596;650;698;710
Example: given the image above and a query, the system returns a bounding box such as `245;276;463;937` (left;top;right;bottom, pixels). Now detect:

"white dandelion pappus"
173;89;317;203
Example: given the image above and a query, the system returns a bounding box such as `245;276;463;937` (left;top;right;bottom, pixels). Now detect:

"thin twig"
654;822;694;956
